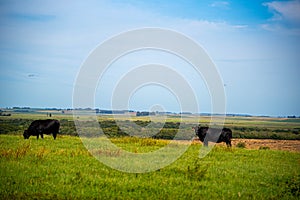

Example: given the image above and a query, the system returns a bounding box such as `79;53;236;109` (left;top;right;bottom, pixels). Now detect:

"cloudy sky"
0;0;299;116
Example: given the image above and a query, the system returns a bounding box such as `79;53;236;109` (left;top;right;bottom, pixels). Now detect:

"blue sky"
0;0;299;116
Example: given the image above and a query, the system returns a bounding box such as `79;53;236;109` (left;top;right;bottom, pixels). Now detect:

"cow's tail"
227;129;232;147
54;120;60;139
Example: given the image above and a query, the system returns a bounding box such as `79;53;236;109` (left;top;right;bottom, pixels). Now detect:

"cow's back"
29;119;59;132
39;119;59;131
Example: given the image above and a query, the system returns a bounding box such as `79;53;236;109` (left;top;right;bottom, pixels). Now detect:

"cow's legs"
53;133;57;140
226;140;232;147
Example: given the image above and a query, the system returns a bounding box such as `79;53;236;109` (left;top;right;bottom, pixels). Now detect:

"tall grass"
0;135;299;199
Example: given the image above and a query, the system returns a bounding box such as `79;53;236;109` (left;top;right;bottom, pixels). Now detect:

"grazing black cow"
193;125;232;147
23;119;60;140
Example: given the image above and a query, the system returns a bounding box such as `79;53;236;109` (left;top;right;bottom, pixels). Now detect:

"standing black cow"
23;119;60;140
193;125;232;147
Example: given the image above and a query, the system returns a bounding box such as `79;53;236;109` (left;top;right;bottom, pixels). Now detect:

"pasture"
0;112;300;199
1;135;299;199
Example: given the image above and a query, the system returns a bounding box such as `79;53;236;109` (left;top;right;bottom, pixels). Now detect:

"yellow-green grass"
0;135;299;199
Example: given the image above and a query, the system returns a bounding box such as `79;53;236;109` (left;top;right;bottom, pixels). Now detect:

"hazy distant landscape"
1;107;300;118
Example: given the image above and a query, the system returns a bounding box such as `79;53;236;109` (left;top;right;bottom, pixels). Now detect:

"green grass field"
0;135;299;199
0;112;300;199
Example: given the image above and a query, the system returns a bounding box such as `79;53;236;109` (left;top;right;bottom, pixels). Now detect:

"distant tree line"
287;116;300;118
136;111;155;116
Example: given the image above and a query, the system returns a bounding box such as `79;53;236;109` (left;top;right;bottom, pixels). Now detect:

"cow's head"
192;126;196;133
193;125;208;142
23;130;30;139
192;125;201;134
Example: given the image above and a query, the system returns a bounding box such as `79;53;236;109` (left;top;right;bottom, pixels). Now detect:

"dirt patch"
231;139;300;152
172;139;300;152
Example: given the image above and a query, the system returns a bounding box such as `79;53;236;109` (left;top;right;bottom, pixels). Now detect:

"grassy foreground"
0;135;299;199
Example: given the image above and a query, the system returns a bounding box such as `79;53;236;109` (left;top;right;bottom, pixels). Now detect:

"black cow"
193;125;232;147
23;119;60;140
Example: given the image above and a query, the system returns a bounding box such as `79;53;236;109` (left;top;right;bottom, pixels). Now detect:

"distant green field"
1;111;300;140
0;135;299;199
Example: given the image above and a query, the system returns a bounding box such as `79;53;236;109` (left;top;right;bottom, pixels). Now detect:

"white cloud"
264;0;300;22
210;1;230;9
263;0;300;34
